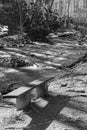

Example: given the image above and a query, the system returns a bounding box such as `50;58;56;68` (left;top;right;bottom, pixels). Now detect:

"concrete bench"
28;76;54;97
3;86;31;110
3;76;54;110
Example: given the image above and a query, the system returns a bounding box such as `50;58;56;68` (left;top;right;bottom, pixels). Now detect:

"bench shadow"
23;95;70;130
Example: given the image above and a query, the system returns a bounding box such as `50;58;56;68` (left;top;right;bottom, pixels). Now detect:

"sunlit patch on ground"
0;51;10;58
59;97;87;129
6;47;21;51
4;68;19;73
21;64;56;71
0;102;32;130
46;120;77;130
8;51;26;58
0;72;5;78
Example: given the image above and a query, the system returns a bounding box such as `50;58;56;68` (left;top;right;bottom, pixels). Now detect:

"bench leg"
36;83;49;98
16;93;31;110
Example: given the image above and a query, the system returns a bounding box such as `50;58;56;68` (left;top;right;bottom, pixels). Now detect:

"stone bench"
28;76;54;98
3;86;31;110
3;76;54;110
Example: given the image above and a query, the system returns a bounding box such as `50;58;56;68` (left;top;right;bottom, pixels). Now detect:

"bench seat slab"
4;87;31;98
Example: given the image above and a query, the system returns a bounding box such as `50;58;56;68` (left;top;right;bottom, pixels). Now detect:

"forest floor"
0;35;87;130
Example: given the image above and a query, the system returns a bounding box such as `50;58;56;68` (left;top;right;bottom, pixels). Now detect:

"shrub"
24;3;63;41
0;55;31;67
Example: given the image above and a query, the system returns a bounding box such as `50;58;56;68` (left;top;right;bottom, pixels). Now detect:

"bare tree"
18;0;24;42
50;0;55;9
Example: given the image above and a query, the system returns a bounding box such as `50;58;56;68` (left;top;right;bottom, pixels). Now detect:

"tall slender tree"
50;0;54;9
18;0;24;41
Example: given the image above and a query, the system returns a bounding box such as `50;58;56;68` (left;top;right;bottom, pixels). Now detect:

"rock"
0;45;4;49
0;25;8;37
61;83;67;87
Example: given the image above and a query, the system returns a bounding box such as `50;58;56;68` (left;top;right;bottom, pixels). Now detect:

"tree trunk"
50;0;54;9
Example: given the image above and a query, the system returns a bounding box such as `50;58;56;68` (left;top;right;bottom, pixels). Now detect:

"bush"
24;3;65;41
0;55;31;67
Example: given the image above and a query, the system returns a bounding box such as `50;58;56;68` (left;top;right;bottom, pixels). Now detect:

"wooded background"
1;0;87;19
52;0;87;17
25;0;87;19
1;0;87;35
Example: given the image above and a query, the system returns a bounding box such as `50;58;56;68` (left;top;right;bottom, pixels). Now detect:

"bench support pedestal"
36;83;49;98
16;93;31;110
